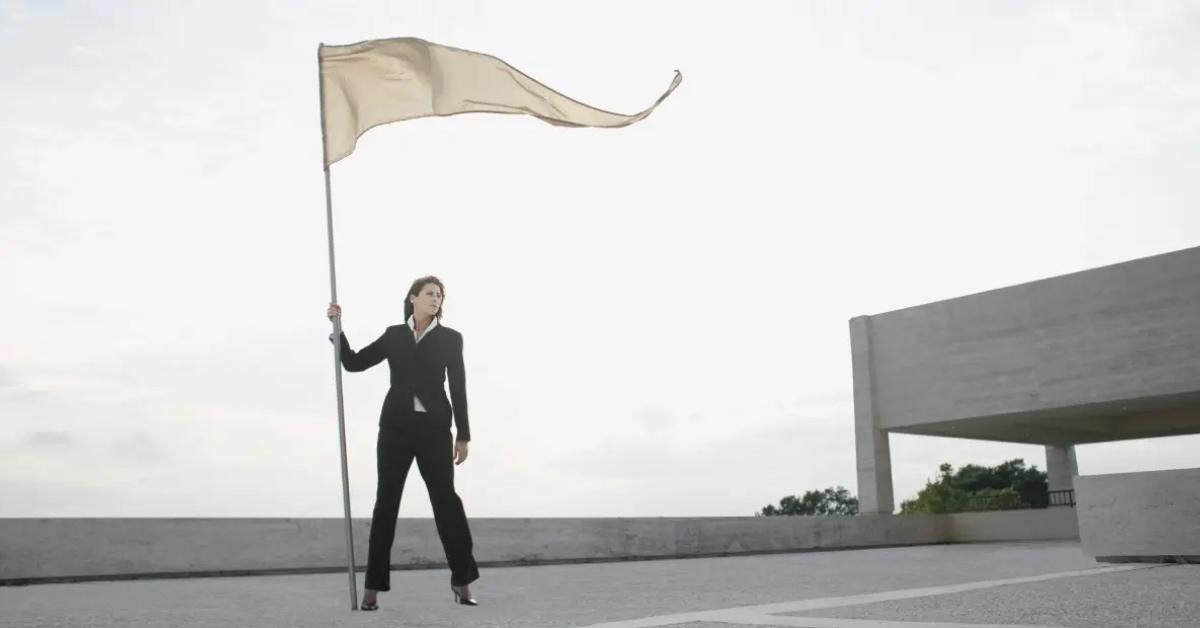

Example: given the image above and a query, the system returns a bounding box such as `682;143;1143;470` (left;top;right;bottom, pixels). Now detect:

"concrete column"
850;316;894;514
1045;444;1078;492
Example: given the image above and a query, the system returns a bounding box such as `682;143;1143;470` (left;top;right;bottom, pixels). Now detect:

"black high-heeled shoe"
360;589;379;611
450;584;478;606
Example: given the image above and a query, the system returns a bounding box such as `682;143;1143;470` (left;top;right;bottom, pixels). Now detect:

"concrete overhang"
851;245;1200;448
886;390;1200;445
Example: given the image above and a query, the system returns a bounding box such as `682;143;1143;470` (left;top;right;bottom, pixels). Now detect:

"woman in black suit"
326;275;479;611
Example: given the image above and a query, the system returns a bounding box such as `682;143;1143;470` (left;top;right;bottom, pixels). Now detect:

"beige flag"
318;37;682;166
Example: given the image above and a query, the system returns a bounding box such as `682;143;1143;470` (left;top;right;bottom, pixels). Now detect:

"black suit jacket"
333;324;470;441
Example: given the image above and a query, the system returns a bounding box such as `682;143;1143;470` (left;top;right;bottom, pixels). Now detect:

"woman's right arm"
326;303;388;372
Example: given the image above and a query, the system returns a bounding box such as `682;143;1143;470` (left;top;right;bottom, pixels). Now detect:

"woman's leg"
365;426;416;593
413;426;480;587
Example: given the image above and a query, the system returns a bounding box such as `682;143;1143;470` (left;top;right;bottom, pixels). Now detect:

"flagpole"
318;43;359;612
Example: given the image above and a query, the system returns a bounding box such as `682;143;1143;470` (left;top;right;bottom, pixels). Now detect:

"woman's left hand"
454;440;469;465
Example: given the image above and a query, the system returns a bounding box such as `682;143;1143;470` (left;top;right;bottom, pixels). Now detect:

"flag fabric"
318;37;682;166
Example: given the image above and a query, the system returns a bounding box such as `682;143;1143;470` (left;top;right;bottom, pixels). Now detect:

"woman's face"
410;283;443;318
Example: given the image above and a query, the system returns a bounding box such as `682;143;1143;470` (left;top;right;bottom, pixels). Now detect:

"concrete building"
849;244;1200;559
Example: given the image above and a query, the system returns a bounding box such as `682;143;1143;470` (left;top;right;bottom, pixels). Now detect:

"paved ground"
1;541;1195;627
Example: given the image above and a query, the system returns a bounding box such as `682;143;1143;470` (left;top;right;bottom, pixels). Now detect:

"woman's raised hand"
326;302;342;321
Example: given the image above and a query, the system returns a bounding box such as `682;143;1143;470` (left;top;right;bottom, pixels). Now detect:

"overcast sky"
2;0;1198;518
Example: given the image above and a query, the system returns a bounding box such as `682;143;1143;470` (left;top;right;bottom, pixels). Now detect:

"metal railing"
1048;489;1076;507
963;494;1027;511
960;489;1076;512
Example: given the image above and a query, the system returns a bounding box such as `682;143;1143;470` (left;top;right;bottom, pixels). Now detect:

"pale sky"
2;0;1198;518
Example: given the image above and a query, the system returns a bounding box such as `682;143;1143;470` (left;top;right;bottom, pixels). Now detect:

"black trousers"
365;412;479;591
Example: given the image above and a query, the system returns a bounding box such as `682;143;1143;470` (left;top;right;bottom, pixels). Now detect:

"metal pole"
318;43;359;611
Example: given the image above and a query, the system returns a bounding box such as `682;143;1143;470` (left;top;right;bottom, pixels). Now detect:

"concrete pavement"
2;541;1195;628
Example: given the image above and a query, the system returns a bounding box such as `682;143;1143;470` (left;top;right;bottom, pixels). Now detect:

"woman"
326;275;479;611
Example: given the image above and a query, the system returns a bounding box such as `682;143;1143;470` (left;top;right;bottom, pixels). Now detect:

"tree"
759;486;858;516
900;459;1049;514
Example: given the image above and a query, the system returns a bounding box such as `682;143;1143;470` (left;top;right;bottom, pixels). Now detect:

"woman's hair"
403;275;446;321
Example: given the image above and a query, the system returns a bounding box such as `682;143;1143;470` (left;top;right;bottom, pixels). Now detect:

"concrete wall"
1076;468;1200;562
0;511;1075;584
946;507;1079;543
855;245;1200;440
